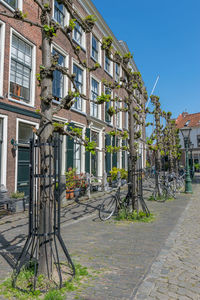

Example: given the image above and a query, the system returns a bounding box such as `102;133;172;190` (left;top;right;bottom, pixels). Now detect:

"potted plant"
65;168;76;199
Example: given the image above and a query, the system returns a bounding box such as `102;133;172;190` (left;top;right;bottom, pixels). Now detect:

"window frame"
90;76;101;119
73;21;86;49
104;86;113;124
9;29;36;107
115;63;121;82
91;34;99;62
104;54;113;77
51;43;68;104
71;59;86;113
0;0;22;11
0;21;5;98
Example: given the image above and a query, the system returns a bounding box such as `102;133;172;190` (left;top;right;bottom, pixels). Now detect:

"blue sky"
92;0;200;119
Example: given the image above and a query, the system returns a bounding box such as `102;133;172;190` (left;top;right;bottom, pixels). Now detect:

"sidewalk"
0;178;198;299
134;176;200;300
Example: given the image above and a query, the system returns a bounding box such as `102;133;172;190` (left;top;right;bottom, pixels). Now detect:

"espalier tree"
0;0;148;280
162;112;181;173
147;95;163;196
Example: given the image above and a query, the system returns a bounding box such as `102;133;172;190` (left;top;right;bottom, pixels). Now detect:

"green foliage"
110;167;128;181
107;106;116;117
102;36;113;51
43;25;57;38
96;93;111;104
194;163;200;171
69;19;76;30
83;15;97;24
10;191;24;199
123;52;133;59
115;209;154;222
85;141;97;155
0;263;92;300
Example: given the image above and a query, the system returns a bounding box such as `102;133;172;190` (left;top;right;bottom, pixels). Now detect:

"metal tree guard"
13;137;75;291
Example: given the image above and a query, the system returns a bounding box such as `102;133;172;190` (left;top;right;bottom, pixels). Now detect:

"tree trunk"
38;25;54;276
128;101;137;211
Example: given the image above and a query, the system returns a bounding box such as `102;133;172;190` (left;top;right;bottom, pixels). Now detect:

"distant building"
176;112;200;167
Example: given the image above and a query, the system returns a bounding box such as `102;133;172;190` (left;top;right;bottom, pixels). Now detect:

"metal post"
185;139;193;193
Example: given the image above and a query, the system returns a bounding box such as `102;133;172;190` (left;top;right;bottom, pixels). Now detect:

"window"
105;88;111;123
91;131;99;176
91;78;99;118
73;64;83;110
73;22;83;46
0;22;5;97
105;55;111;74
197;135;200;147
18;122;34;144
54;0;65;26
74;141;81;174
116;101;121;128
52;48;64;102
3;0;17;9
115;63;120;82
124;103;128;129
10;35;32;103
91;35;98;61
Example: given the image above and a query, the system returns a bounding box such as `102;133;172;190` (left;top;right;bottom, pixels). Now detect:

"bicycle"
99;185;132;221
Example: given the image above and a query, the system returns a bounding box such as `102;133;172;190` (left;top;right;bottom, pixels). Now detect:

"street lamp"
189;142;194;179
180;126;192;193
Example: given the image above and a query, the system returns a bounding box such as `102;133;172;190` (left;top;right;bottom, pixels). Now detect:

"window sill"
90;56;101;66
9;98;35;108
72;39;86;53
104;69;113;78
70;107;87;116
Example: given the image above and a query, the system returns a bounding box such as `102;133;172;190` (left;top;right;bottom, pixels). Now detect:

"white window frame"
51;43;69;104
115;98;122;129
90;75;101;119
115;63;121;82
52;0;70;27
73;21;86;50
0;0;22;11
90;127;102;177
104;54;113;77
0;21;5;97
71;120;85;173
15;118;39;191
8;28;36;107
104;86;113;125
0;114;8;187
71;58;86;113
90;33;101;64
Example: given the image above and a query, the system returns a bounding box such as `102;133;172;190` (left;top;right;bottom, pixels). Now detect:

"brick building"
176;112;200;168
0;0;146;195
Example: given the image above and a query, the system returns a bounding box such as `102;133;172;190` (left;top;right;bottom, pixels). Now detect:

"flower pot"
74;188;80;198
66;191;70;199
69;190;74;199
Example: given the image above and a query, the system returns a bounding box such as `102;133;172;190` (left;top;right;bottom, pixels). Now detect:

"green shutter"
85;128;90;173
105;134;111;173
66;122;75;171
112;136;117;168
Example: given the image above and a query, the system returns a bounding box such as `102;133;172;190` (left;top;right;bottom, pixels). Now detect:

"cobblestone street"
0;177;200;299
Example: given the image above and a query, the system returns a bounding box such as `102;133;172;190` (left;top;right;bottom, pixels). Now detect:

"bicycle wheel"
99;195;117;221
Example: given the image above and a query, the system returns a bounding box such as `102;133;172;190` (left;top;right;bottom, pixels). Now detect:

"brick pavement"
0;179;198;299
134;176;200;300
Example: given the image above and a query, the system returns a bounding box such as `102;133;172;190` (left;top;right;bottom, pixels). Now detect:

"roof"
176;112;200;128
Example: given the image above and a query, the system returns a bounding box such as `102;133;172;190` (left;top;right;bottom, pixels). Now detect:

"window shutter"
66;122;75;171
85;128;90;173
112;136;117;168
105;134;111;173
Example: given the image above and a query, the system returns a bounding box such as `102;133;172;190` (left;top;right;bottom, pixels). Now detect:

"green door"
17;146;30;196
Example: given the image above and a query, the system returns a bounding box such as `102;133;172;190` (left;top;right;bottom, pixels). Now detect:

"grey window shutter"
85;128;90;173
66;122;75;171
105;134;111;173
